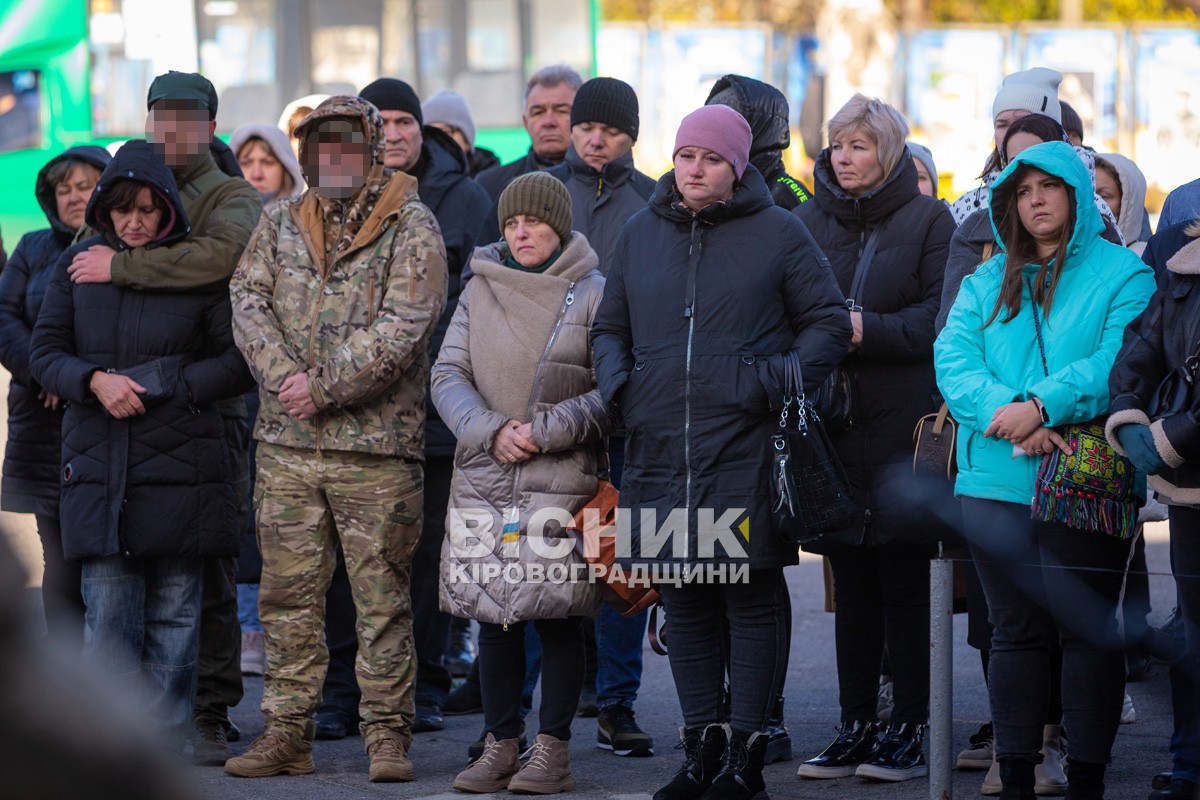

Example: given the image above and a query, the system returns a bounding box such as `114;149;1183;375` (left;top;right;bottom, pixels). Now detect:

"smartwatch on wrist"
1032;397;1050;424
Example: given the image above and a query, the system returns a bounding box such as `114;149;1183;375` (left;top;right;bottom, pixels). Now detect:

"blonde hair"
1186;217;1200;238
827;94;911;179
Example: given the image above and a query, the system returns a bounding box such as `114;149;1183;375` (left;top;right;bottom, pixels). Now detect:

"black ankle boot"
855;722;928;782
998;756;1038;800
701;731;769;800
763;694;791;764
1066;759;1106;800
653;724;727;800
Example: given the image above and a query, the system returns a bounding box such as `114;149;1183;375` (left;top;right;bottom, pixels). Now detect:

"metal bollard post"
930;548;954;800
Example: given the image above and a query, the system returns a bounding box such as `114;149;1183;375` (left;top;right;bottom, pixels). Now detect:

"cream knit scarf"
466;232;599;423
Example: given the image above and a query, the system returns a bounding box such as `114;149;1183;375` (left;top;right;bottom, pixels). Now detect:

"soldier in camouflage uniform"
223;96;448;782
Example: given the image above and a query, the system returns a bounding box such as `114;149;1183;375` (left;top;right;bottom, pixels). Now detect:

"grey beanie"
422;89;476;149
498;172;573;244
992;67;1062;124
907;142;938;196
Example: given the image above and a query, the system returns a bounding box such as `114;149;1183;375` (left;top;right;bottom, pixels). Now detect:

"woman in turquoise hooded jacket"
934;140;1154;799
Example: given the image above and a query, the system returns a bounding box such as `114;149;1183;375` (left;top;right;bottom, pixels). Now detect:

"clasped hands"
492;419;539;464
984;400;1072;457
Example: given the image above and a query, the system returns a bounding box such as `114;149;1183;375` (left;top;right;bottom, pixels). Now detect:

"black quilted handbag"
770;352;860;546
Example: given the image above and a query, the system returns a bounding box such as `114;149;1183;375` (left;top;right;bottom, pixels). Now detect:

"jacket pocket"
734;355;770;415
620;359;652;425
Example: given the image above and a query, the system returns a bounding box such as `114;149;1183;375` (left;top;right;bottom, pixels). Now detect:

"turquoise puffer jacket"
934;141;1155;505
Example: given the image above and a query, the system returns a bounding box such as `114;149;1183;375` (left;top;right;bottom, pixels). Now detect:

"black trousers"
193;556;242;725
193;413;251;724
658;569;790;736
828;543;930;726
964;498;1129;764
35;513;84;648
479;616;584;741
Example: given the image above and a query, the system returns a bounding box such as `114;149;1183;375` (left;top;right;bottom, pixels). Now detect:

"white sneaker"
876;677;894;723
1120;692;1136;724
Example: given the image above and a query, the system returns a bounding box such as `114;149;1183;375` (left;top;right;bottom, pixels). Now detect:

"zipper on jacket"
502;470;520;629
683;220;702;536
305;205;349;454
596;177;604;198
526;283;576;420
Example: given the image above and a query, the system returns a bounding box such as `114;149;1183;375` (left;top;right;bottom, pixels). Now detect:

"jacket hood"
277;94;331;134
563;145;640;187
1100;152;1148;248
705;74;790;159
295;95;386;185
35;145;113;239
812;144;920;227
413;125;472;206
988;140;1103;264
229;122;306;200
85;139;190;249
649;163;775;225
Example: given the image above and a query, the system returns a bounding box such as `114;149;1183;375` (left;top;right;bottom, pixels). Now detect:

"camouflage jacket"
231;112;448;459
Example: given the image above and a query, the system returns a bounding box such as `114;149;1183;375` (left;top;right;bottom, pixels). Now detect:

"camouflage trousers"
255;442;423;746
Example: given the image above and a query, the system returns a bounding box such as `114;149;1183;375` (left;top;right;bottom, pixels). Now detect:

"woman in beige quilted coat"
432;171;610;794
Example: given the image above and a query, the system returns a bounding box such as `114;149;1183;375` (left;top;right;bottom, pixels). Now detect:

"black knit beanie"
570;77;639;142
359;78;423;125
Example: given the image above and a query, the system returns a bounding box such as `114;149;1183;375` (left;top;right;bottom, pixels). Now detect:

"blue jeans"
963;498;1129;765
596;604;647;709
81;554;203;750
1169;506;1200;784
237;583;262;632
596;434;646;710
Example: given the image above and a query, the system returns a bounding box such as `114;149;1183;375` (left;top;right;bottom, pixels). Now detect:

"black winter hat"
359;78;423;126
570;77;639;142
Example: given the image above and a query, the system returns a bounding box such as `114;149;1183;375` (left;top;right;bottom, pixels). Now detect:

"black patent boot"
763;694;792;764
797;719;879;779
855;722;928;782
653;724;727;800
701;731;769;800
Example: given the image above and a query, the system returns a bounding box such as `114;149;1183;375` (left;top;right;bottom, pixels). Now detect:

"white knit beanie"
992;67;1062;124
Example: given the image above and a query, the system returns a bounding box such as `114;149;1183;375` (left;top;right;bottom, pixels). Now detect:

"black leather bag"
1148;341;1200;420
813;227;880;431
771;352;859;546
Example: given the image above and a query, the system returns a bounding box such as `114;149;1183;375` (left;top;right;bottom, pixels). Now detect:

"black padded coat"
591;165;851;570
29;140;253;560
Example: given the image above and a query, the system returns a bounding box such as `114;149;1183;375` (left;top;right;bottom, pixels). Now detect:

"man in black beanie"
478;76;654;275
304;76;490;741
543;75;657;761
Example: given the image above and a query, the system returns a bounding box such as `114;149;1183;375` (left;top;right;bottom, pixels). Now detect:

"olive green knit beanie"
497;171;573;244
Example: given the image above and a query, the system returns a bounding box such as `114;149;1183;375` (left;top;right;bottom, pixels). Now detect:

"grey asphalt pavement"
174;534;1179;800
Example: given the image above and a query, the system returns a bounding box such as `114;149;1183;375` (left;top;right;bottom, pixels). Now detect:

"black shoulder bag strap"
846;227;882;312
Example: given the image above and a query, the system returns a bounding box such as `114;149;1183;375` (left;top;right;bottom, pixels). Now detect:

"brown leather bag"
570;479;660;618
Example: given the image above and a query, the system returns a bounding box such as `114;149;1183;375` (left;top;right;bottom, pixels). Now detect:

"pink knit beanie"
673;105;753;180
